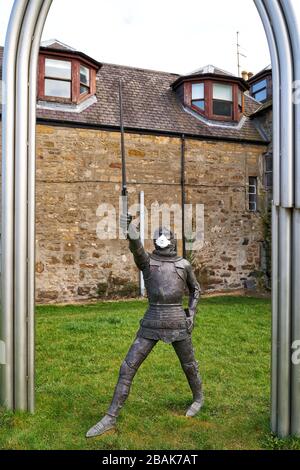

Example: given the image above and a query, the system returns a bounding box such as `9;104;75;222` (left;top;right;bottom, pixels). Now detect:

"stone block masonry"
0;124;268;303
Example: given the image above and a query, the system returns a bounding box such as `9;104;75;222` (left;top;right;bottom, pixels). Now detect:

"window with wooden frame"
182;79;245;122
212;83;233;118
248;176;258;212
44;58;72;99
191;83;205;112
80;65;90;96
38;53;97;104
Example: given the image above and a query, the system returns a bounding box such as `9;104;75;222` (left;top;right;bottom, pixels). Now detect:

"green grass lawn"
0;296;300;450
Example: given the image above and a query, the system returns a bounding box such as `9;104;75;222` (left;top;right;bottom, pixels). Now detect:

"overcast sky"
0;0;270;76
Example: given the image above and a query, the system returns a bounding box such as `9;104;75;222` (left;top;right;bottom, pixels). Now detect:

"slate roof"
249;99;272;117
0;44;266;143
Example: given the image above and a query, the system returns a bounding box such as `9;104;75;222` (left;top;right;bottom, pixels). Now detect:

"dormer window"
38;45;101;105
212;83;232;117
171;67;248;124
248;67;272;103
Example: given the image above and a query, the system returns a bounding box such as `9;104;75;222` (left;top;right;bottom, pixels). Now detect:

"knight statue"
86;215;203;438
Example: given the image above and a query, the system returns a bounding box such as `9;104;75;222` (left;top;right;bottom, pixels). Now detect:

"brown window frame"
38;53;96;104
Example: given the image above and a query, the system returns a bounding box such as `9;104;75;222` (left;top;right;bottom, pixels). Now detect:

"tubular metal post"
253;0;280;206
278;207;292;437
254;0;300;438
271;205;279;433
263;0;294;209
0;0;29;411
27;0;53;413
14;0;44;411
254;0;281;434
280;0;300;437
280;0;300;209
292;209;300;435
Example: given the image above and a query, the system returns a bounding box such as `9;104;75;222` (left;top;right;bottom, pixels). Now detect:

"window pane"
265;173;272;187
253;89;267;102
213;83;232;101
45;58;71;79
252;79;267;93
249;177;257;211
213;100;232;117
265;155;273;172
45;79;71;98
80;66;90;86
192;83;204;100
192;99;205;111
80;84;89;95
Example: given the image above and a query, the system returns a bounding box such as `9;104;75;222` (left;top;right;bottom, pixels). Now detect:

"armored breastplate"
137;254;189;343
144;254;187;305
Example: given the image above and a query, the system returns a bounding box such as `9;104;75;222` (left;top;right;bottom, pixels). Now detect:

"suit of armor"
86;224;203;438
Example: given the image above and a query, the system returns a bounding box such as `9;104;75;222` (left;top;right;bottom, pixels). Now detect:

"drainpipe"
181;135;186;258
139;191;145;296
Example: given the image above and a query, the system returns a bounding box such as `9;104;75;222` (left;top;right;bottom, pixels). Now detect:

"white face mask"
155;234;171;249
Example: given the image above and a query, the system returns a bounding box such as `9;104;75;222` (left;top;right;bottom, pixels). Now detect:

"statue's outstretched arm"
120;214;149;271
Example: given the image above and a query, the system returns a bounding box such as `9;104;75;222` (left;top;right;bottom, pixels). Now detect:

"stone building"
248;65;273;195
0;40;273;303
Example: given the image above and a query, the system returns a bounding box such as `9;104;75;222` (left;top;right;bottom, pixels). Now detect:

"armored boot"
86;337;157;438
182;360;204;417
86;414;116;438
172;337;204;417
86;359;136;438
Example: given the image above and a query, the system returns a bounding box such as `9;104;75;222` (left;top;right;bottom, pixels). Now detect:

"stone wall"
0;123;268;303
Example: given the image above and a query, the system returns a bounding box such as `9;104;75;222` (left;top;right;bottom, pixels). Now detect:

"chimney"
241;70;248;80
248;72;254;79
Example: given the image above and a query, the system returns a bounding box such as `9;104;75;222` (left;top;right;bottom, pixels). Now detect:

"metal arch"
254;0;300;437
0;0;299;438
1;0;52;412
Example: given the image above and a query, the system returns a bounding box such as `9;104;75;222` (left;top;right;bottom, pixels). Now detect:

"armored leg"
172;336;204;417
86;336;157;438
107;336;157;417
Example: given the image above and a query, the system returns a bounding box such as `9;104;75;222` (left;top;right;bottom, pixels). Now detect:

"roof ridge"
41;39;76;51
100;61;180;77
188;64;234;76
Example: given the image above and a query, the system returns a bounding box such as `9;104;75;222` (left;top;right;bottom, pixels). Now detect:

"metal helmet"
153;227;177;254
